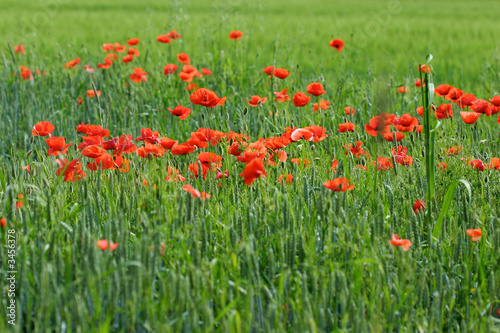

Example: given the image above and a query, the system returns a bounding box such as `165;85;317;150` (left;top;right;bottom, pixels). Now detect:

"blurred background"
1;0;500;88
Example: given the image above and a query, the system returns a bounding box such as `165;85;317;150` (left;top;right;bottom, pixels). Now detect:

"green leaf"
432;179;472;241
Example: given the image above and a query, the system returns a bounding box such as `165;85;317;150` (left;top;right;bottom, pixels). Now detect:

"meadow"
1;0;500;331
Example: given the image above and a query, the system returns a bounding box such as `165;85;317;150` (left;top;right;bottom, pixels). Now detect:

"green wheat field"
1;0;500;331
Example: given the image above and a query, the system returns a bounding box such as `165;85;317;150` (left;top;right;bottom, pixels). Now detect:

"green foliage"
1;0;500;332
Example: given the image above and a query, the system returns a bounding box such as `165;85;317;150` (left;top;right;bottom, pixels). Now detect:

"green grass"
1;0;500;331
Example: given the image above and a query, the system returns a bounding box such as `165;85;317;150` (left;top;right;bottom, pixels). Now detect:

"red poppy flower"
490;96;500;106
127;38;140;46
135;128;160;144
192;128;227;146
397;86;410;93
391;146;413;166
81;145;106;159
182;184;210;200
413;199;426;214
240;158;267;185
445;88;464;102
177;53;190;64
290;128;313;142
164;166;186;182
187;83;199;91
128;48;140;58
113;43;126;53
97;57;113;69
83;65;94;73
64;57;81;69
171;143;196;155
373;156;393;171
274;89;290;102
434;84;452;97
415;79;425;87
469;159;486;171
167;30;181;39
278;174;293;184
416;105;429;117
291;158;310;167
97;239;118;251
383;132;405;142
329;39;344;52
32;121;55;137
393;113;419;132
330;159;339;173
293;92;311;107
0;218;6;228
435;103;453;119
22;165;31;173
129;67;148;83
460;111;481;124
19;66;33;80
190;88;226;108
137;143;164;158
229;30;243;40
455;93;476;108
198;152;222;170
364;113;395;137
345;106;355;116
216;170;229;180
15;194;23;209
56;158;86;182
201;68;212;75
418;64;431;74
306;82;326;96
157;35;171;43
102;43;114;52
323;178;354;191
269;150;287;164
272;68;291;79
159;137;178;150
163;64;178;75
263;66;274;75
248;95;267;107
490;158;500;170
168;105;191;120
390;234;412;251
107;53;118;61
313;100;331;111
344;141;368;158
86;90;101;98
188;163;208;181
446;146;462;156
178;71;193;82
122;54;134;63
466;229;482;242
76;123;110;138
338;122;355;133
46;137;73;156
236;141;266;163
78;135;104;149
469;99;493;116
14;44;26;54
438;162;447;171
87;153;116;170
182;65;202;78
